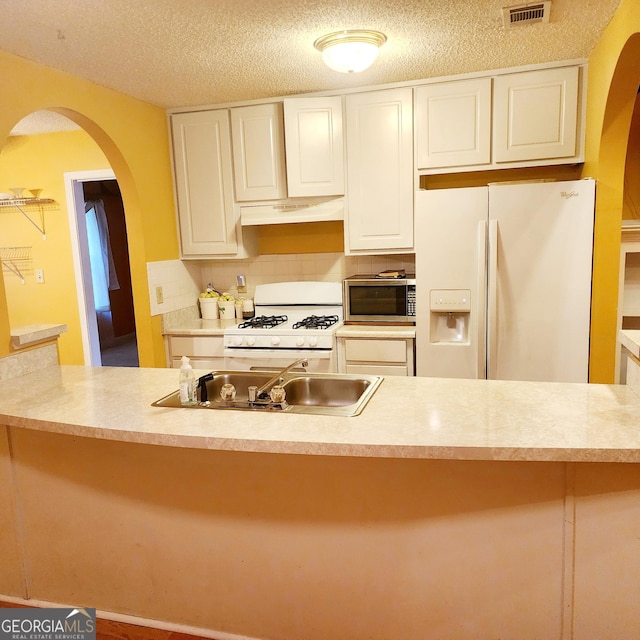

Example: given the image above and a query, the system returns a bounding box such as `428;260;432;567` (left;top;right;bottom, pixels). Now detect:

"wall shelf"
0;246;32;283
0;197;56;239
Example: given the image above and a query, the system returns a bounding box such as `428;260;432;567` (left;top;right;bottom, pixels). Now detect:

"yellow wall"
584;0;640;382
0;49;179;367
258;221;344;254
623;97;640;220
0;131;109;364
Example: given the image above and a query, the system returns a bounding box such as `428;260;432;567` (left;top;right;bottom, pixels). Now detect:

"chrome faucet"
256;358;308;399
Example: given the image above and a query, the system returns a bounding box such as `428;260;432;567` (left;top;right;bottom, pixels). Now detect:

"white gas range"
223;281;343;373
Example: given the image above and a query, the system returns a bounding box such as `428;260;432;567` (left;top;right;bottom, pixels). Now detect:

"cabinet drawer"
169;336;224;358
170;357;225;370
345;363;409;376
344;339;407;363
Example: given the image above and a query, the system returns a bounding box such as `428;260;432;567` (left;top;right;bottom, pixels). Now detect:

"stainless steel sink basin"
152;370;383;417
281;376;373;407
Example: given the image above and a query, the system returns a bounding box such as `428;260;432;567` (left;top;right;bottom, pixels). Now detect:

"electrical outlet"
155;285;164;305
35;269;45;284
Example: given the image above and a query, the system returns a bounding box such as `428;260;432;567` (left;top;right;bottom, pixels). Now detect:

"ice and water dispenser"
429;289;471;343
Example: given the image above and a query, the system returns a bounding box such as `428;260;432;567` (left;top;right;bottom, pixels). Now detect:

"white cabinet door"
171;110;243;257
283;96;344;197
493;66;579;163
166;335;225;369
345;88;414;254
337;336;415;376
231;103;287;201
415;77;492;169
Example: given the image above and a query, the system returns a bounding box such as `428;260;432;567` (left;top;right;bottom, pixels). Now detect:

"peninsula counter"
1;365;639;640
0;365;639;461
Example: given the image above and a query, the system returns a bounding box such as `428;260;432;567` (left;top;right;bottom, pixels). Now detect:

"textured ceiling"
2;0;621;132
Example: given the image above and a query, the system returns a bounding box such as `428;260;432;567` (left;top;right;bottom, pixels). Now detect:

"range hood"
239;196;344;226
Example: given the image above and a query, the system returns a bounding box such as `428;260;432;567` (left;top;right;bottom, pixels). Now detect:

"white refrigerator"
415;179;595;382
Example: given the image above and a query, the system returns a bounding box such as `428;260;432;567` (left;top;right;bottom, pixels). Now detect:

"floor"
101;333;139;367
0;601;215;640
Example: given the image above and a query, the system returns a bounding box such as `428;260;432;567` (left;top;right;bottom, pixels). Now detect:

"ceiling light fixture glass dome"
313;30;387;73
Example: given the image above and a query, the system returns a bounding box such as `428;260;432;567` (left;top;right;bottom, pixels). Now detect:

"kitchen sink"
281;376;373;407
152;370;383;417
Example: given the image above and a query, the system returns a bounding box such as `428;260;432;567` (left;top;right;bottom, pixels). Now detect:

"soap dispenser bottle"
179;355;197;406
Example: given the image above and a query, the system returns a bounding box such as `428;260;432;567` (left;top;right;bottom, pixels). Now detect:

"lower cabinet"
165;335;225;370
337;336;415;376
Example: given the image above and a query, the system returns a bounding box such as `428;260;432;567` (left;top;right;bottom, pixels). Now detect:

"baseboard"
0;594;260;640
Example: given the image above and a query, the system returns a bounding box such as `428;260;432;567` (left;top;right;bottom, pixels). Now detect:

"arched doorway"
589;32;640;382
1;110;140;366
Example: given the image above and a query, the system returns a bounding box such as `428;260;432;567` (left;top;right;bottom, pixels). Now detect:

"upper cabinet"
345;88;414;254
493;65;579;164
230;97;345;202
170;110;255;259
168;61;586;257
415;63;584;174
415;77;492;170
230;103;287;201
283;96;344;197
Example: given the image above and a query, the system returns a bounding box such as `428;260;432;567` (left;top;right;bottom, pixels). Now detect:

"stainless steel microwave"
343;275;416;324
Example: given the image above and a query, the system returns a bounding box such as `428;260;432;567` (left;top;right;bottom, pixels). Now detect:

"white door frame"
64;169;116;366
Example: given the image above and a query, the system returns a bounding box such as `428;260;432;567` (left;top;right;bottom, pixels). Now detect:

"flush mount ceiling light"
313;30;387;73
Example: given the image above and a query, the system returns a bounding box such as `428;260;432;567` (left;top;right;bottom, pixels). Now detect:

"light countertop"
1;365;639;463
619;329;640;359
163;318;238;336
164;320;416;339
10;323;67;348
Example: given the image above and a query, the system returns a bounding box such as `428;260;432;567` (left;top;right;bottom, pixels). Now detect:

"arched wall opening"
0;109;147;366
0;48;179;366
588;31;640;382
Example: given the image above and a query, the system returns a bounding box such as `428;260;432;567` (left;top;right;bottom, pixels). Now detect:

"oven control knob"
247;336;256;346
233;336;243;346
296;337;305;347
309;337;318;347
271;336;280;346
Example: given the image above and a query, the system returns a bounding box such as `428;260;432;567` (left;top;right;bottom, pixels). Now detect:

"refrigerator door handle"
477;220;488;379
487;219;498;380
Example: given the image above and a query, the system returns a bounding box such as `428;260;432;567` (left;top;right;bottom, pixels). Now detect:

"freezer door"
487;179;595;382
415;187;488;378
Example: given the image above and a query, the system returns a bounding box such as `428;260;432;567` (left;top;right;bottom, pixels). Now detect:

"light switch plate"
35;269;45;284
155;285;164;304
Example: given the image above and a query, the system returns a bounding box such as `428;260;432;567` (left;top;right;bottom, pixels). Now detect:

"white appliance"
415;179;595;382
223;281;343;372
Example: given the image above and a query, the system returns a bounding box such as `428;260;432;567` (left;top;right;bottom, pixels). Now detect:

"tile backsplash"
147;253;415;317
200;252;416;300
147;259;200;316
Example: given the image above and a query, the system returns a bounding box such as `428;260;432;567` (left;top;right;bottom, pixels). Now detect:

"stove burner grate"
238;314;288;329
292;314;339;330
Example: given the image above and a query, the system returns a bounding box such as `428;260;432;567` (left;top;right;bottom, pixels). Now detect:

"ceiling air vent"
502;1;551;28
